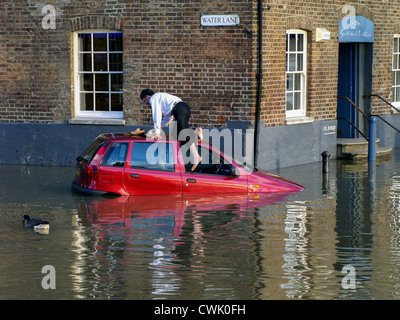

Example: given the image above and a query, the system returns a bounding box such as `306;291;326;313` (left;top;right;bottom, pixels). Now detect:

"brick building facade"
0;0;255;126
2;1;400;169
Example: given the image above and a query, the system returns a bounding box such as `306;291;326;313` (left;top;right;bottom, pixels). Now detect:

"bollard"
368;117;377;162
321;151;330;173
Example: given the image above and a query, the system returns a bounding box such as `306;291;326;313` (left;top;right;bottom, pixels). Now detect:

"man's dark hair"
140;89;155;99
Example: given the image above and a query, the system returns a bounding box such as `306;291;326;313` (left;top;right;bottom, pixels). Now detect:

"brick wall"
261;0;400;126
1;1;400;128
122;1;255;128
0;0;255;128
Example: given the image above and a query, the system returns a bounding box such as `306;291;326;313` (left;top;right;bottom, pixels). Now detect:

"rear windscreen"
80;137;105;163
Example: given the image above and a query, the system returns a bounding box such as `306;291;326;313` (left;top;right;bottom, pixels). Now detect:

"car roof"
99;132;171;142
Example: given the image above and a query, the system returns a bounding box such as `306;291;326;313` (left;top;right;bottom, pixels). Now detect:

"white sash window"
286;30;307;118
73;30;123;119
393;35;400;110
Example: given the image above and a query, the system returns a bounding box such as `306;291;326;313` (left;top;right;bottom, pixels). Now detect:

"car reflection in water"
75;192;299;237
72;192;299;298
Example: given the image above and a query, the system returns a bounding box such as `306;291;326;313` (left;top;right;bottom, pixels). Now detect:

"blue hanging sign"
339;15;374;43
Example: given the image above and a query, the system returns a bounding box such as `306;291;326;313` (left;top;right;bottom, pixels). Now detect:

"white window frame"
393;35;400;110
73;29;123;119
286;30;307;118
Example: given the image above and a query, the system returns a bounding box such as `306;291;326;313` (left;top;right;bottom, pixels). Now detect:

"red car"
72;132;304;196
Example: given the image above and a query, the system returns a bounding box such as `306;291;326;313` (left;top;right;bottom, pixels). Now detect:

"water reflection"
70;192;295;299
4;152;400;299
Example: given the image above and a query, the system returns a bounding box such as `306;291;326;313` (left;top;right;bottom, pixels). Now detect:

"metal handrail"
338;95;400;136
337;96;369;119
372;114;400;135
337;117;368;141
363;94;400;113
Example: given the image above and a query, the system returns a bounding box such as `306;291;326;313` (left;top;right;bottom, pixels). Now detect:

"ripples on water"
2;150;400;300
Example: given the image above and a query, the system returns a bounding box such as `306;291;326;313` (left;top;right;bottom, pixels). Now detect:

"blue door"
337;43;373;138
337;43;358;138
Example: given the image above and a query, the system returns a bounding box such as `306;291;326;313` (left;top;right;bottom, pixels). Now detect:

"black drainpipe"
254;2;269;170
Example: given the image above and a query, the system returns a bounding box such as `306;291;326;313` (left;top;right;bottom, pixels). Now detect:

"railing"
363;94;400;113
338;96;369;119
337;117;369;141
338;94;400;161
363;94;400;135
337;96;377;161
372;114;400;135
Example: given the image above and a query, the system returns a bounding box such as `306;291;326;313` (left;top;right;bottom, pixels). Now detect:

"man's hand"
154;134;162;140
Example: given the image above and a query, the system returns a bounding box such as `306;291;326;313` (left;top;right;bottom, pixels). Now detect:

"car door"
123;141;182;195
95;141;130;195
179;143;248;194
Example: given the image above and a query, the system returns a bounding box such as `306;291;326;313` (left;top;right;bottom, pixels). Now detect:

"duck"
23;215;50;231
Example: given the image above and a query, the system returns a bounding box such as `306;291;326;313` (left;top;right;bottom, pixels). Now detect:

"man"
140;89;203;171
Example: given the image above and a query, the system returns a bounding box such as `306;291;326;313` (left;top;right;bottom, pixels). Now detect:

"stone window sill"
68;118;125;126
285;116;314;125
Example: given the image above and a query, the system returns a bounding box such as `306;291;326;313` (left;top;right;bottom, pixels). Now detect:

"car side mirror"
231;166;240;178
221;163;240;177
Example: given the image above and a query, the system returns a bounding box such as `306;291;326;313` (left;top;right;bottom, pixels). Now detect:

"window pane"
78;33;91;51
395;54;400;70
288;34;296;51
288;53;296;71
109;33;123;51
396;87;400;102
111;74;123;91
286;93;293;111
101;142;128;167
297;53;303;71
182;145;225;173
397;71;400;86
94;53;107;71
79;53;92;72
395;37;399;53
81;137;105;163
93;33;107;51
80;73;93;91
294;92;301;110
297;34;304;51
95;74;109;92
111;94;123;111
131;142;174;172
109;53;123;71
286;73;293;91
96;93;109;111
80;93;93;111
294;73;301;90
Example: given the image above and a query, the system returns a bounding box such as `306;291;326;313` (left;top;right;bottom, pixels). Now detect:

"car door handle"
129;173;140;178
186;178;196;183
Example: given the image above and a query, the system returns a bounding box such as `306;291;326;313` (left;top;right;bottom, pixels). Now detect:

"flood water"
2;149;400;300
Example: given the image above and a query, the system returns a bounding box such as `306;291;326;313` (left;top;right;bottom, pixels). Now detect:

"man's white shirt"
149;92;182;135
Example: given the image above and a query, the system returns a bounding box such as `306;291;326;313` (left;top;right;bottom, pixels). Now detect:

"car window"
131;142;175;172
101;142;128;167
80;137;105;163
182;145;230;175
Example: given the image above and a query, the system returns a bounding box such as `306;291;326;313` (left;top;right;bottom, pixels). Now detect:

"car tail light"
87;165;98;177
97;146;105;155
